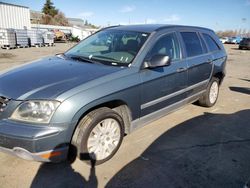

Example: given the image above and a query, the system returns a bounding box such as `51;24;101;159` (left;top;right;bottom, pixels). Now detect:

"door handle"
176;67;187;73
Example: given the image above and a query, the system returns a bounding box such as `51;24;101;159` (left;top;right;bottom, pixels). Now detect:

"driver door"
140;32;188;117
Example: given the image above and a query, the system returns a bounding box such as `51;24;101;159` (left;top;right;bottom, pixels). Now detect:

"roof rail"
99;25;121;31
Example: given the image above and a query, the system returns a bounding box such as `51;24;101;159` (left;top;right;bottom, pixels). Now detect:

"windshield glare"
65;30;149;66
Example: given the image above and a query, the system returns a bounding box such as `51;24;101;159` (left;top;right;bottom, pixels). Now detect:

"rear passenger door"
201;32;225;67
179;31;213;96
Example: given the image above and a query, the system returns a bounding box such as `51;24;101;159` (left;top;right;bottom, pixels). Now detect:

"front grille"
0;96;10;113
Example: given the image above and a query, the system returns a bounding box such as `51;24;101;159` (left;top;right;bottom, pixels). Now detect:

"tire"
71;107;124;165
198;77;220;107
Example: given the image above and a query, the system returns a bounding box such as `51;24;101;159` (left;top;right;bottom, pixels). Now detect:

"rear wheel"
198;77;219;107
71;107;124;165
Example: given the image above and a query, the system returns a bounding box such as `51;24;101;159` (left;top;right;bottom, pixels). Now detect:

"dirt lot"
0;43;250;188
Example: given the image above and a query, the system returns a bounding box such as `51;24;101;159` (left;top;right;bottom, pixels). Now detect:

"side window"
148;33;180;61
202;33;220;52
180;32;203;57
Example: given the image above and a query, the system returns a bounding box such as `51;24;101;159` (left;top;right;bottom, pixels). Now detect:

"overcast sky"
2;0;250;31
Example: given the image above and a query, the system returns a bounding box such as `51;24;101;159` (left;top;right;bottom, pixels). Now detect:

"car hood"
0;56;122;100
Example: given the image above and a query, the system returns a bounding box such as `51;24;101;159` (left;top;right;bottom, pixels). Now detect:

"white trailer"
0;2;31;29
31;24;95;41
71;26;91;40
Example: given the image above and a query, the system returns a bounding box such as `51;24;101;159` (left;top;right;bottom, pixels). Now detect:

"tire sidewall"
207;78;219;106
79;110;124;165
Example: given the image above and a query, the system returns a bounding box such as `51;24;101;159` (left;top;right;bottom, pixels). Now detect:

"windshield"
65;29;149;66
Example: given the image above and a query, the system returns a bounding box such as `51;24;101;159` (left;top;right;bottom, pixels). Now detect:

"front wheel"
71;107;124;165
198;77;220;107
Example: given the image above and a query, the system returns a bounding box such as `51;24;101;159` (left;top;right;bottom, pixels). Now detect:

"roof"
0;2;29;9
106;24;213;33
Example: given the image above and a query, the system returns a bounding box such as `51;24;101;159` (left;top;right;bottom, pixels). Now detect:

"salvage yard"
0;43;250;188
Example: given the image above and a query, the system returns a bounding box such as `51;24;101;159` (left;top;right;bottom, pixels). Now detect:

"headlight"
11;100;60;124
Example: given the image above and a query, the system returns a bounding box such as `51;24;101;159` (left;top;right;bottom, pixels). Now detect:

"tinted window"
149;33;180;60
180;32;203;57
243;38;250;42
202;33;220;51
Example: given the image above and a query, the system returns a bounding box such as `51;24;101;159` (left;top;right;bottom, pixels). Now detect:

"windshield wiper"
69;55;100;65
92;55;131;67
92;55;121;63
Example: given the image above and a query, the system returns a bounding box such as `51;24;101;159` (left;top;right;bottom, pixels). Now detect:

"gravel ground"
0;43;249;188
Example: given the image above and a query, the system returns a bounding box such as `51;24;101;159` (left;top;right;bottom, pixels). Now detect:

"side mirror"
143;54;171;69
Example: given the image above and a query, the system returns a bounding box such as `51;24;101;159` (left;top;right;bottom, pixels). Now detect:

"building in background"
30;24;72;34
68;18;85;28
30;24;95;40
0;2;98;41
0;2;31;29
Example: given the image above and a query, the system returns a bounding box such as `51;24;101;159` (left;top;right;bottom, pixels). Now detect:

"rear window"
180;32;203;57
202;33;220;52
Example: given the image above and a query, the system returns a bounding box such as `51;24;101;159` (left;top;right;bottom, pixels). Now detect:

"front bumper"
0;119;72;162
0;146;68;162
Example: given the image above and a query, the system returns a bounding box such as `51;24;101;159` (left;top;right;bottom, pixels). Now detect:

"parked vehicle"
220;37;229;44
0;25;227;165
231;36;242;44
53;29;67;42
239;38;250;50
226;36;242;44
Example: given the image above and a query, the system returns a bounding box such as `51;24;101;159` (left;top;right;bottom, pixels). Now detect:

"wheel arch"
72;99;133;137
213;71;225;85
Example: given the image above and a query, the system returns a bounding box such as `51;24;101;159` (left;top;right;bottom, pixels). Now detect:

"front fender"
50;73;141;137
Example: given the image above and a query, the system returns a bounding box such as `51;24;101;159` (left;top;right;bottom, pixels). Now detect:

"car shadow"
229;86;250;95
31;152;98;188
239;78;250;82
106;109;250;188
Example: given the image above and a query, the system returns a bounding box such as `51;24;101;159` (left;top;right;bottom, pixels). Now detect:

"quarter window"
180;32;203;57
148;33;180;61
202;33;220;52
